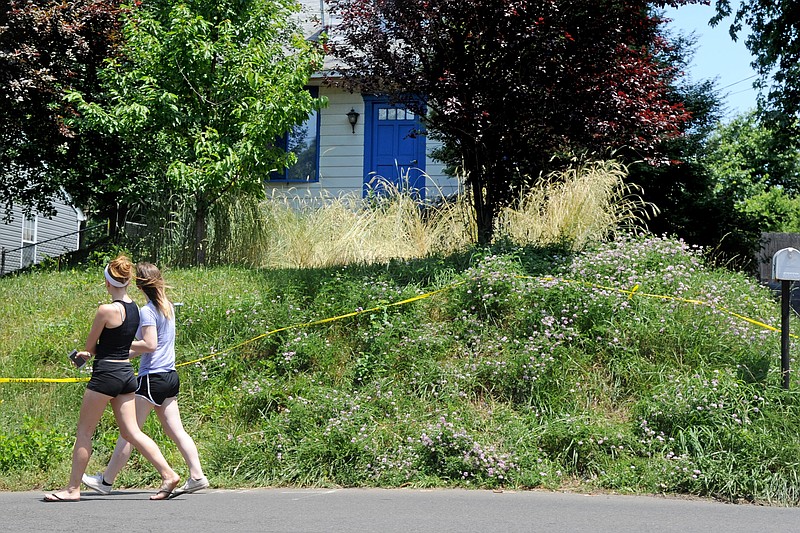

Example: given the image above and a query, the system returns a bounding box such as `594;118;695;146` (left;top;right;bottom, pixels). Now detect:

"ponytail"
135;262;173;320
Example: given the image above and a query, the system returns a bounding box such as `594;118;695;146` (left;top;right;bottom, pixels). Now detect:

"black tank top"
94;300;140;361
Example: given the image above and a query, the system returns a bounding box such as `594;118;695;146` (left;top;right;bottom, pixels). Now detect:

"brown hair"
135;262;173;320
107;254;134;285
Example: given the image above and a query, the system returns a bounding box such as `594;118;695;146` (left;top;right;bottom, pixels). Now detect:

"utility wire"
719;74;757;90
728;86;756;96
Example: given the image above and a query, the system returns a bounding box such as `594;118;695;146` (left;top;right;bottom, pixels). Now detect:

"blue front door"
363;98;426;200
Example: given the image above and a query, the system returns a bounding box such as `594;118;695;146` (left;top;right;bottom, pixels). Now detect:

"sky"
663;3;759;119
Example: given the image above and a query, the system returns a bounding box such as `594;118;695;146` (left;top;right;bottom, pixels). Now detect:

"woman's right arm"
80;305;110;358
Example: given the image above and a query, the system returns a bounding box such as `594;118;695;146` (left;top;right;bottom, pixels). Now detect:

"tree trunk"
107;203;128;242
466;155;496;245
194;204;208;266
471;179;493;245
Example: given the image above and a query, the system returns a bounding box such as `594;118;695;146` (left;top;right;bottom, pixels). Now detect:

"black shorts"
87;359;137;397
135;370;180;406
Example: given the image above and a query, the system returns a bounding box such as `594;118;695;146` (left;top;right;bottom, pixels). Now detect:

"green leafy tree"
67;0;324;264
701;111;800;246
740;188;800;233
703;111;800;202
629;116;763;270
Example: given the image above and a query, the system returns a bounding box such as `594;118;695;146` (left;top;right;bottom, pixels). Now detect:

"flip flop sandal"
150;489;173;501
43;493;79;503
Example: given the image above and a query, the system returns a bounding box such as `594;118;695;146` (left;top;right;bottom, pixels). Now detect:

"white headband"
104;264;129;288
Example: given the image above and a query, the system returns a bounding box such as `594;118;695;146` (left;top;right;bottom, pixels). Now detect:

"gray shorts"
135;370;180;406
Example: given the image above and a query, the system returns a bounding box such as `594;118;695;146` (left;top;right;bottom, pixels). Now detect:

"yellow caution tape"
0;282;465;382
0;273;795;384
176;282;465;368
524;275;793;337
0;377;89;384
628;284;640;299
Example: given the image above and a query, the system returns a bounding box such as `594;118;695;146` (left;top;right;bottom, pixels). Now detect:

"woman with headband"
44;254;180;502
82;262;208;498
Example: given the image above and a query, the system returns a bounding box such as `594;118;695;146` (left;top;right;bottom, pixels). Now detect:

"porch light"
346;108;359;134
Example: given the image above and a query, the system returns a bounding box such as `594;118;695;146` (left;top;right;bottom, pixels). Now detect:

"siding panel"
0;194;81;274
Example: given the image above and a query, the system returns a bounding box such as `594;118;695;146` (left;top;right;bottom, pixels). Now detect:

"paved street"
5;487;799;532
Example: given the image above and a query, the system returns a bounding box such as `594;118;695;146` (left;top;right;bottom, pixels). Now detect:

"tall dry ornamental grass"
204;159;653;268
496;160;656;249
257;188;469;268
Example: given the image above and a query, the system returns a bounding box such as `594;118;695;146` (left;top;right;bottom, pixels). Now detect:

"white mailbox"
773;247;800;280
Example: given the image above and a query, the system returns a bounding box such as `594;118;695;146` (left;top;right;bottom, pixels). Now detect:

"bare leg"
154;397;205;480
110;393;179;497
44;389;110;501
102;396;154;484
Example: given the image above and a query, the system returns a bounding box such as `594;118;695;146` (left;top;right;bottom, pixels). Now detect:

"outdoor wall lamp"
346;108;359;134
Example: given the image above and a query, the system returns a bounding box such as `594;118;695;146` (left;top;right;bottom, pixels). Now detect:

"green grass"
2;234;800;504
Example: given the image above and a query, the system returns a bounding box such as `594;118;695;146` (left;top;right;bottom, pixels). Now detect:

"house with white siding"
265;0;461;202
0;191;86;275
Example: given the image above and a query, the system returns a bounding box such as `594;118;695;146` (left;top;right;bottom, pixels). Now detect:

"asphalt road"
5;487;799;533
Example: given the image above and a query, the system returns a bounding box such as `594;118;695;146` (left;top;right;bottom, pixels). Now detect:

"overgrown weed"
2;234;800;504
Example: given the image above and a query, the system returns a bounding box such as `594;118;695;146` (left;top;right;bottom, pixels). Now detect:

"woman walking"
82;261;208;498
44;255;180;502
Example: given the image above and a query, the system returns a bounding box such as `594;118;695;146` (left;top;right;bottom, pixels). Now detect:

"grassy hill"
2;234;800;504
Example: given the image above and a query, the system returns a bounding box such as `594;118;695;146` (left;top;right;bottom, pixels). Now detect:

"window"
271;88;320;183
21;214;36;267
378;108;416;121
